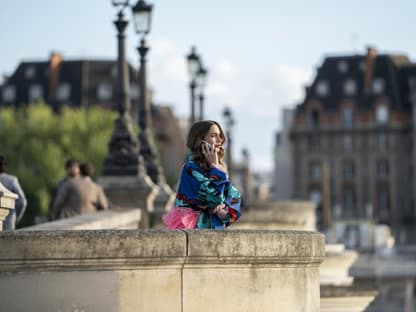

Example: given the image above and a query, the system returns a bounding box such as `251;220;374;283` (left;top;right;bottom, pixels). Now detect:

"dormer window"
56;83;71;101
376;105;389;125
316;81;329;97
97;83;113;101
29;84;43;102
2;85;16;102
337;61;348;73
343;79;356;96
25;66;36;79
372;78;385;95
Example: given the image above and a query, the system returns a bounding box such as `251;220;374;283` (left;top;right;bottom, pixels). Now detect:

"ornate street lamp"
196;64;208;121
102;0;142;175
187;46;200;126
131;0;165;185
223;105;235;178
131;0;175;222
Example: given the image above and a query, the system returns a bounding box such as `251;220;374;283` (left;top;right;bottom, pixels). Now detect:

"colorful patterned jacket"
175;159;241;229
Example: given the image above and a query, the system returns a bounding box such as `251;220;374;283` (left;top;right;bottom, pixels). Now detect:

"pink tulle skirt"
162;206;201;229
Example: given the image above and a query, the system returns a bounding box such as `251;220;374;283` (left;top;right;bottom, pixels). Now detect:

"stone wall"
233;200;316;231
0;229;324;312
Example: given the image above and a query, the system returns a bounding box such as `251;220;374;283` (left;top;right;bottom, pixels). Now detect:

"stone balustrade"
233;200;316;231
0;182;18;231
19;208;141;231
0;229;324;312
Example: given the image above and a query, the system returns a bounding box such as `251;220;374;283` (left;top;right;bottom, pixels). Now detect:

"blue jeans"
3;209;16;231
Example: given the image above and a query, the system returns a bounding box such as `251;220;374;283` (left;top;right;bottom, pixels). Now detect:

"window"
97;83;113;101
372;78;385;95
343;107;353;128
2;85;16;102
377;160;389;179
378;190;390;220
310;110;320;127
378;191;389;211
337;61;348;73
377;132;388;148
25;66;36;79
316;80;329;97
29;84;43;102
376;105;389;125
309;162;321;180
343;79;356;96
56;83;71;101
344;135;352;151
343;190;355;216
343;160;355;180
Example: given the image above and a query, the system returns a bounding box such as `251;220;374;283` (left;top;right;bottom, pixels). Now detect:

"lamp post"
241;147;250;207
131;0;174;212
131;0;163;184
223;105;235;179
196;64;207;121
102;0;142;176
187;46;200;126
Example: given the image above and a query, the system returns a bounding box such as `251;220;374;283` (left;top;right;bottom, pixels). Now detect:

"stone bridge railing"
0;229;325;312
19;208;141;231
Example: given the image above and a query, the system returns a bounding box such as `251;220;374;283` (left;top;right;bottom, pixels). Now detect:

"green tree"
0;103;117;227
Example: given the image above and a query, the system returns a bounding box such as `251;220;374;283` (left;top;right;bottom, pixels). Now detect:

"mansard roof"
299;51;414;113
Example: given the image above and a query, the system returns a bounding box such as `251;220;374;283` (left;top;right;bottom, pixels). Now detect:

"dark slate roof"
0;58;139;109
300;53;413;113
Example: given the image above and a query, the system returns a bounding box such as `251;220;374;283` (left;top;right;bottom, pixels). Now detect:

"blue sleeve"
176;162;229;209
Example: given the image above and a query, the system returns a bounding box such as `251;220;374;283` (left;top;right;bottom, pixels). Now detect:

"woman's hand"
213;203;229;219
201;141;219;166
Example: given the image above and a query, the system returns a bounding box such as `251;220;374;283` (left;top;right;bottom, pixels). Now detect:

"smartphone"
200;140;213;150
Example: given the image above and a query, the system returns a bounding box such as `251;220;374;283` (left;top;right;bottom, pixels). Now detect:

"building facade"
291;48;416;240
274;108;295;200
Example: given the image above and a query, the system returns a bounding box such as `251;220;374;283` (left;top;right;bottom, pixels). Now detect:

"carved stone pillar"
0;182;18;231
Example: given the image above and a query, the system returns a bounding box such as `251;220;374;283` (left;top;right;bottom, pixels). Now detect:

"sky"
1;0;416;172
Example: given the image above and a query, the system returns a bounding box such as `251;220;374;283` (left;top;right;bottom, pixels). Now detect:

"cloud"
213;60;237;81
162;56;187;82
274;64;312;104
151;37;176;56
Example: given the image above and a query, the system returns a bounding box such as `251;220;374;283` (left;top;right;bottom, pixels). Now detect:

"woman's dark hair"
186;120;226;172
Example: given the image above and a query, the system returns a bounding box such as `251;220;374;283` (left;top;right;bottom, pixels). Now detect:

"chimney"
48;52;63;101
363;46;377;93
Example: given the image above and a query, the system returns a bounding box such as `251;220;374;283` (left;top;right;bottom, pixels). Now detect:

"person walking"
51;162;108;219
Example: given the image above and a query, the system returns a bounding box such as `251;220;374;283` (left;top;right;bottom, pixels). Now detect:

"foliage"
0;102;117;227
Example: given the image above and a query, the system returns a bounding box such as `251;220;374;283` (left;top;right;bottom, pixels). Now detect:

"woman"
163;120;241;229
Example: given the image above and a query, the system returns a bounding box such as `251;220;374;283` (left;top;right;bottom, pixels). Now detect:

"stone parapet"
19;208;141;231
233;200;316;231
0;230;324;312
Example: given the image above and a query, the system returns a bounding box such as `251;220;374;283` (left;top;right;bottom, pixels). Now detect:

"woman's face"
203;124;224;149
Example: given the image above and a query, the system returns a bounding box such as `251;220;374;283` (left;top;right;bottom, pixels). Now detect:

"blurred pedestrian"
51;161;108;219
49;159;80;220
